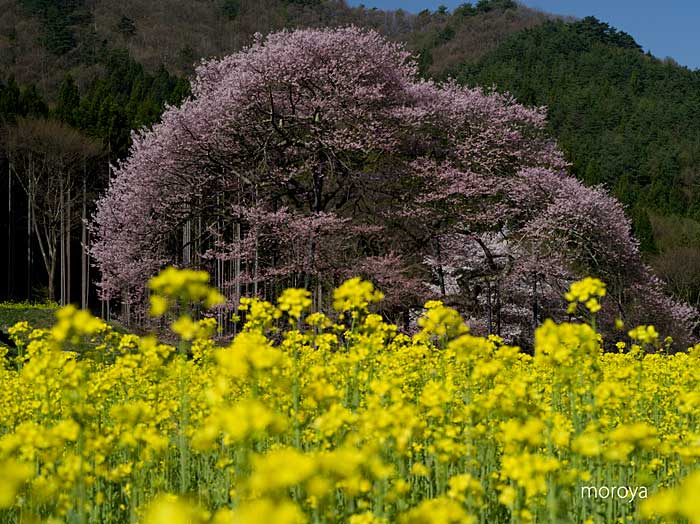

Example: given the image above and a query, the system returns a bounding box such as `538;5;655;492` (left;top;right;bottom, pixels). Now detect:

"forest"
457;17;700;304
2;1;700;309
1;1;700;524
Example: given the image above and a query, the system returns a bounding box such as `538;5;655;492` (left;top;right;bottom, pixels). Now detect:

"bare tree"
6;118;102;303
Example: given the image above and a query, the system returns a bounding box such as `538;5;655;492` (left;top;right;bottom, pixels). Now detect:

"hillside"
0;0;552;96
454;17;700;304
456;18;700;218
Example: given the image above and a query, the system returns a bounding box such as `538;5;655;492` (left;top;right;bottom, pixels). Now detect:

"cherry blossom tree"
91;26;695;346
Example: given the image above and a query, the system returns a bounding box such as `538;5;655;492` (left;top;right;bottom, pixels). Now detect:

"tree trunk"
532;275;539;330
496;279;502;336
66;172;72;305
316;280;322;313
81;174;88;309
48;250;56;302
435;237;446;296
183;218;191;265
29;189;56;305
26;170;32;299
59;173;65;305
7;161;12;298
236;221;242;299
486;280;493;335
253;228;258;297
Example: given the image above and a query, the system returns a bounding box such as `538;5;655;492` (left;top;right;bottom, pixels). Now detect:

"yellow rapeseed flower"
148;266;225;316
333;277;384;312
565;277;606;314
0;459;33;508
278;288;312;321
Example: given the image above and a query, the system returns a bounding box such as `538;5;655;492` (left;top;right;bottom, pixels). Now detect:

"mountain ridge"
0;0;554;95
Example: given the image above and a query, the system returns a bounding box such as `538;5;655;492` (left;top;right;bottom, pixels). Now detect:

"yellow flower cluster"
278;288;312;321
415;300;469;345
332;277;384;314
0;459;33;508
148;266;225;316
0;269;698;524
640;471;700;523
628;325;659;345
51;304;109;344
565;277;606;314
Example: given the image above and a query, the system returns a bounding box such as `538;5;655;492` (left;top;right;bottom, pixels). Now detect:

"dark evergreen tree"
0;78;23;123
218;0;241;19
19;85;48;118
117;16;136;37
55;75;80;126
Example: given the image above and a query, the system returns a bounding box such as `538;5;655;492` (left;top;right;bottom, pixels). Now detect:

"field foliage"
0;269;698;524
0;301;58;332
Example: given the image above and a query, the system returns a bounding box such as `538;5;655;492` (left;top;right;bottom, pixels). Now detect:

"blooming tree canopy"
91;26;694;345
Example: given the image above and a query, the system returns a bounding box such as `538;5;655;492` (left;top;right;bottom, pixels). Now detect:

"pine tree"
55;75;80;126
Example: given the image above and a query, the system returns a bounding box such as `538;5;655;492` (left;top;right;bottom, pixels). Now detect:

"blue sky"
346;1;700;70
